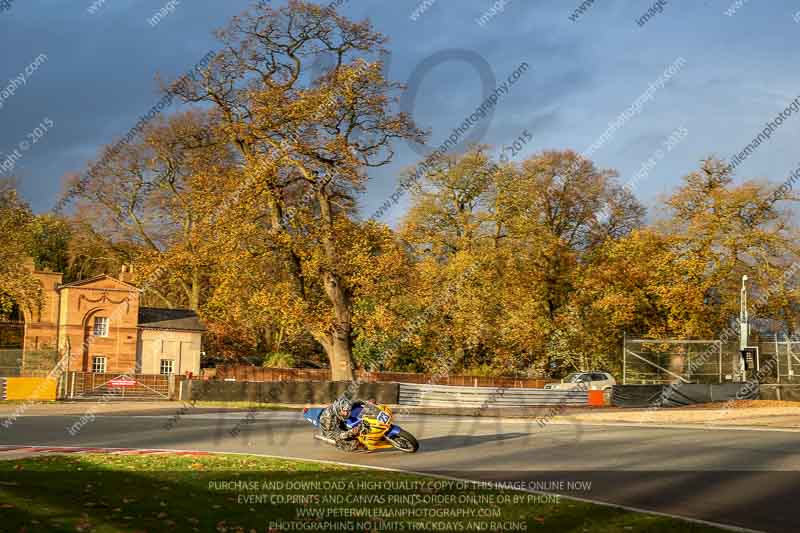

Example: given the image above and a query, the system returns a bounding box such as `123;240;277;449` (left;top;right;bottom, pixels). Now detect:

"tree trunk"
316;189;356;381
190;267;201;311
322;271;355;381
328;332;354;381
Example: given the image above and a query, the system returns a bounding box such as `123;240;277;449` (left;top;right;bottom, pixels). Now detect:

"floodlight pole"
739;275;749;381
623;331;627;385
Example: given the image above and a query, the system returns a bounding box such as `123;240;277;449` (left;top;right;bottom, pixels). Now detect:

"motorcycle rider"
319;392;362;451
319;391;380;451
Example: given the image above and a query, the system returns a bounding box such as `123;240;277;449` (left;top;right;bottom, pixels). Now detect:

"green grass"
0;454;725;532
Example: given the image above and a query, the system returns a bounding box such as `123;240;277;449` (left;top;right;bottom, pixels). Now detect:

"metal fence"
65;372;171;400
0;349;22;376
0;348;60;377
398;383;589;407
623;335;800;385
0;321;23;350
623;338;724;384
760;335;800;384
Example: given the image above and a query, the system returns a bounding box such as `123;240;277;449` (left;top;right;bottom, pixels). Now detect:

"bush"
262;352;296;368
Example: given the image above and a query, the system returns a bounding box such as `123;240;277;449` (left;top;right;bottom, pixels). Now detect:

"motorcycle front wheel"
386;429;419;453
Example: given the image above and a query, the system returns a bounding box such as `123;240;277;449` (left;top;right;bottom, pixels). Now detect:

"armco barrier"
180;380;399;405
398;383;589;407
2;377;57;401
612;383;759;408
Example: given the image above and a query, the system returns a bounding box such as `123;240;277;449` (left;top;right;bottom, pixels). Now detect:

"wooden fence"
213;366;553;388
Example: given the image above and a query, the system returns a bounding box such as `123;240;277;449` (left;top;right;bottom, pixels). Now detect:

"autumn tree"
497;150;644;320
402;147;500;256
64;110;237;310
201;247;316;364
566;157;800;379
396;148;645;376
25;215;131;284
171;0;421;379
565;228;674;372
653;158;800;336
395;147;504;372
0;179;41;319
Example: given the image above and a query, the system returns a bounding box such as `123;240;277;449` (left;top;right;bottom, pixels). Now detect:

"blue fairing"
344;405;363;429
303;408;324;427
386;425;402;438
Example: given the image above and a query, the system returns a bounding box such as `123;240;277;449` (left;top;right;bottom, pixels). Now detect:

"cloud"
1;0;798;224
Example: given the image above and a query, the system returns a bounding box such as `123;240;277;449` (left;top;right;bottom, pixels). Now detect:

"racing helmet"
332;397;352;421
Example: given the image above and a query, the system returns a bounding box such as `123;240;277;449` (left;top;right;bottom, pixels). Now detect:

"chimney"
119;264;134;283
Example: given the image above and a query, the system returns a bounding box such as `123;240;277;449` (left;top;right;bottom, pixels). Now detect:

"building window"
92;356;106;374
160;359;175;375
93;317;109;337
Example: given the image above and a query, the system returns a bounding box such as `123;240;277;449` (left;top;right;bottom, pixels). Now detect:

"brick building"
18;261;204;376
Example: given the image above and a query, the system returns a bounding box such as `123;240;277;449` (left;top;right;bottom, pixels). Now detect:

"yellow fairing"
357;405;395;450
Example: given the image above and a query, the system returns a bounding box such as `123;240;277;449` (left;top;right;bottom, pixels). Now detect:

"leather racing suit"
318;393;380;451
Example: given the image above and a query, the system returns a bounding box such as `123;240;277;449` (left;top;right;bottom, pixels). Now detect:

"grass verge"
0;453;725;532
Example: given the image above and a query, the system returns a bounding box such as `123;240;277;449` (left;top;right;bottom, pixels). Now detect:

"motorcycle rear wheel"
386;430;419;453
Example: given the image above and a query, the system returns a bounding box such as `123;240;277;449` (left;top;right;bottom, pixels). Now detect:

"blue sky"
1;0;799;225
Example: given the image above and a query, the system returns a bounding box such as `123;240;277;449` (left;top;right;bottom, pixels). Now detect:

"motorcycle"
303;401;419;453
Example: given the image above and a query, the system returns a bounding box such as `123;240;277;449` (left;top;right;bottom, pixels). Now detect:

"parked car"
544;372;616;391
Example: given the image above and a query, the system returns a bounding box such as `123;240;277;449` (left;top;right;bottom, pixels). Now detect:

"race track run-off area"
1;409;798;532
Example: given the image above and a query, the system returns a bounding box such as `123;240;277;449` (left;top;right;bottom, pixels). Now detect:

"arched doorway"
80;308;111;373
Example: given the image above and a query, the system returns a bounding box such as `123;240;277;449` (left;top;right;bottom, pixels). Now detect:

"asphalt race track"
2;410;799;532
